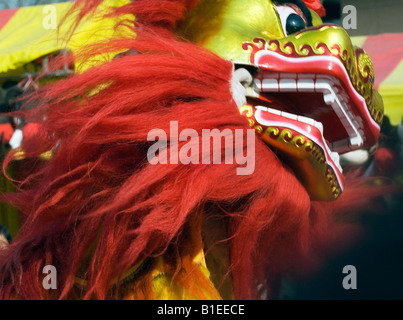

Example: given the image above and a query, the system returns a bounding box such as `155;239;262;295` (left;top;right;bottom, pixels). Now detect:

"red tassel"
303;0;326;17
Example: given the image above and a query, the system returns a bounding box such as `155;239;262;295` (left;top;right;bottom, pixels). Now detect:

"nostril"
286;13;306;35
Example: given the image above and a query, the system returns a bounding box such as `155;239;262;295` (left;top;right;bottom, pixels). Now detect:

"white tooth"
281;111;298;120
297;79;315;92
350;135;364;147
323;92;337;104
332;152;340;164
297;116;315;126
256;106;268;112
329;152;343;173
267;108;281;116
279;79;297;91
315;121;324;134
262;79;279;91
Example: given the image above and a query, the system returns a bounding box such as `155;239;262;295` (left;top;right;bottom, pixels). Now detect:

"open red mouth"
253;54;381;152
248;91;344;177
240;26;383;200
243;88;346;201
249;69;372;191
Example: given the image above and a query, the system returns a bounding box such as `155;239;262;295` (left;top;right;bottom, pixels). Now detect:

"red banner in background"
362;33;403;90
0;8;17;32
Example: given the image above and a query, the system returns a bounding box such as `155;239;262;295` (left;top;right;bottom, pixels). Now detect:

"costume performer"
0;0;388;300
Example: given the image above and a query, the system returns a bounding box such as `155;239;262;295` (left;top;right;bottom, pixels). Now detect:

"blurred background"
322;0;403;35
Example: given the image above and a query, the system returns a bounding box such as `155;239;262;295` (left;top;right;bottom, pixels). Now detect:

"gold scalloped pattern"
240;105;341;199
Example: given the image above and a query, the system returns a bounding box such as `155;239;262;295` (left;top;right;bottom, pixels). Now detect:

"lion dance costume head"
0;0;385;300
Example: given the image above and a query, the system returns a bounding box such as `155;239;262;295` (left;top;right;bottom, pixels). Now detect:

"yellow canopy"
0;0;132;76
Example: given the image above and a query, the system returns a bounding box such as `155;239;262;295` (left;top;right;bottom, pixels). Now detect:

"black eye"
276;5;308;36
286;13;306;35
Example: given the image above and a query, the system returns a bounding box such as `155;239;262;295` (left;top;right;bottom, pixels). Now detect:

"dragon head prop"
177;0;384;201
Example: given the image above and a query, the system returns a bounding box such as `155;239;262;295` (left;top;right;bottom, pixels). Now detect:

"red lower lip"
240;101;345;200
246;98;345;192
